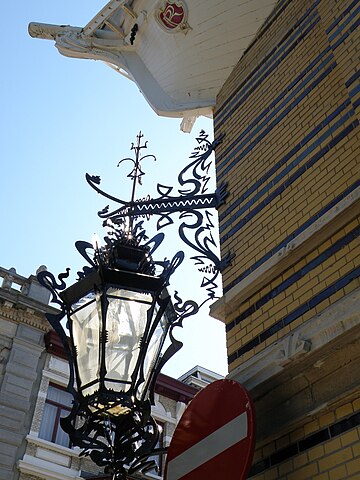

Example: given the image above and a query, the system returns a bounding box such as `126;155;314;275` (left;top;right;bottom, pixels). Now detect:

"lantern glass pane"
105;288;152;391
70;294;100;395
139;313;168;399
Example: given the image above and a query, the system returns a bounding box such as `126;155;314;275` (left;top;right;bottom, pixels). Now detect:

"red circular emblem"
156;1;189;33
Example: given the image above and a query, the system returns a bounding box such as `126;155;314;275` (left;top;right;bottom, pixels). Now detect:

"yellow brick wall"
249;395;360;479
213;0;360;477
227;220;360;369
214;0;360;369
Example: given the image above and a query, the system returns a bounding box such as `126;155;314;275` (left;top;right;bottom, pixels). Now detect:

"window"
38;384;73;447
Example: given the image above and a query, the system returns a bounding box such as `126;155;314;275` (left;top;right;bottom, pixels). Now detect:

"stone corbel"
278;332;311;366
228;288;360;390
227;334;312;390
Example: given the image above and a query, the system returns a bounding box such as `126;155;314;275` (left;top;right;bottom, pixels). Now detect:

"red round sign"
164;379;256;480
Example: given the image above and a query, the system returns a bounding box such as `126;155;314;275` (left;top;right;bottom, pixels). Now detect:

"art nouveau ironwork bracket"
37;130;233;479
85;130;234;297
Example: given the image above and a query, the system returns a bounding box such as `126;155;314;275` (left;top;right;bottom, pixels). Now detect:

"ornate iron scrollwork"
85;130;231;319
37;130;232;478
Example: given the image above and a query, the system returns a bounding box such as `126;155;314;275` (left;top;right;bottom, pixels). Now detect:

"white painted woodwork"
28;0;277;128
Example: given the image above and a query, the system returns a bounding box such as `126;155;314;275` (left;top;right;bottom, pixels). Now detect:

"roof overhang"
29;0;277;131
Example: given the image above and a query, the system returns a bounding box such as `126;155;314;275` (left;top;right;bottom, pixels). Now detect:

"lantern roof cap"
59;265;166;305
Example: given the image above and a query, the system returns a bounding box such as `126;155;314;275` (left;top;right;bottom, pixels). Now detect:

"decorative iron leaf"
75;241;95;267
88;174;101;184
98;205;110;216
157;184;173;197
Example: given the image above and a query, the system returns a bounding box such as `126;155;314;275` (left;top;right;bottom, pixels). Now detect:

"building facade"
0;266;52;480
0;266;220;480
24;0;360;477
210;0;360;478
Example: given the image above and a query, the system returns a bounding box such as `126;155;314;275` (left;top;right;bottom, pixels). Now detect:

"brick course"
213;0;360;477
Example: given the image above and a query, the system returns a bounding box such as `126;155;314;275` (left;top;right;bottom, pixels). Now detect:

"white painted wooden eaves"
28;0;277;128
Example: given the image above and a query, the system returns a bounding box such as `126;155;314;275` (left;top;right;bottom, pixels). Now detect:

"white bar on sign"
167;411;248;480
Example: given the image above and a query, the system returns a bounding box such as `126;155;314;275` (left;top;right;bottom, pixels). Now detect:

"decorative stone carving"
228;287;360;390
1;268;16;290
279;332;311;365
0;304;49;332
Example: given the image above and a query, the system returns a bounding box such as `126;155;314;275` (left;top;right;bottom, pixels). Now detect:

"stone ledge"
18;453;82;480
228;287;360;389
211;185;360;321
228;288;360;443
0;303;50;332
26;434;80;457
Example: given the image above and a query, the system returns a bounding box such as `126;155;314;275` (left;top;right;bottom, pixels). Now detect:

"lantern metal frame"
37;130;232;479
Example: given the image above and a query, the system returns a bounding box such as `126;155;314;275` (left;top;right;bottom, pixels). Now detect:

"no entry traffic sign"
164;379;255;480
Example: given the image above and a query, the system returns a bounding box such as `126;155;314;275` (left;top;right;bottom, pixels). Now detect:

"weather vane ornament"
37;130;232;479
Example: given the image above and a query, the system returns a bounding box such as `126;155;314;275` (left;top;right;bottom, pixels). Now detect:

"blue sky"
1;2;227;378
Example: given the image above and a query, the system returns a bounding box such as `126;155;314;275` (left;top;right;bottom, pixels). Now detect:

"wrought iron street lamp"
37;131;230;479
45;238;175;478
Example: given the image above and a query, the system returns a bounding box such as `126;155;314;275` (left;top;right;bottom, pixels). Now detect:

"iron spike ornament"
37;130;232;479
